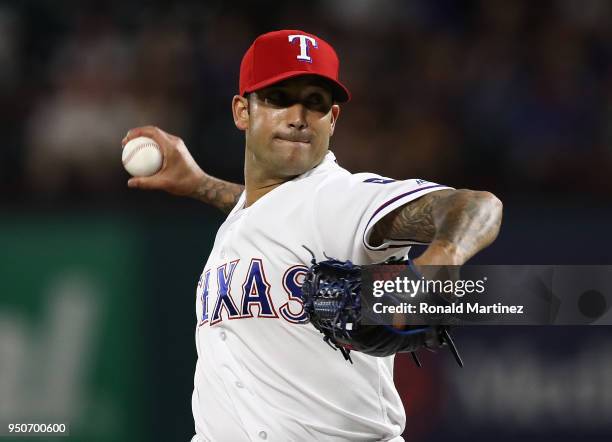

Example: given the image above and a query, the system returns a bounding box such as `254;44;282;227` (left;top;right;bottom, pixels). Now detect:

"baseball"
122;136;163;177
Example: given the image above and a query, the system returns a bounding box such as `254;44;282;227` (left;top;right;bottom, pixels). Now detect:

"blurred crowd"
1;0;611;203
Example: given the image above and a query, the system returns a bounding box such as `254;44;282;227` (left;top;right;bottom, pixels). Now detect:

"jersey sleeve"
313;173;452;264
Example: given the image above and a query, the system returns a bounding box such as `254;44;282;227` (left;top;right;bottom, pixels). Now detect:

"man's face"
233;76;340;179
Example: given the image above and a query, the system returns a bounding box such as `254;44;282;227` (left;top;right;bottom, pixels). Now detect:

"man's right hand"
122;126;244;213
122;126;206;197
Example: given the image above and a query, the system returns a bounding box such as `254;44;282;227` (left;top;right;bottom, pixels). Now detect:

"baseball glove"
301;247;463;367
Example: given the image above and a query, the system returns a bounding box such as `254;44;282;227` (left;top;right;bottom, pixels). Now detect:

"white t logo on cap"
288;35;317;63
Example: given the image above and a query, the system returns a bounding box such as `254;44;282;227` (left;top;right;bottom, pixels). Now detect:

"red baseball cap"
239;29;351;103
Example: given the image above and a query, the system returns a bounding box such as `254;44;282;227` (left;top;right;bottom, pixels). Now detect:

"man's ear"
329;104;340;137
232;95;249;131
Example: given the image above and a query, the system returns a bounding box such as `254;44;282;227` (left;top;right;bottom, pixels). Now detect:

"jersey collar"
229;151;339;215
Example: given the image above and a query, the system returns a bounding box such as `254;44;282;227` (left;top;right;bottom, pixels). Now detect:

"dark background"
1;1;611;441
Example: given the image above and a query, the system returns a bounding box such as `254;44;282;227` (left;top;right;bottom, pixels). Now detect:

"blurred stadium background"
0;0;611;441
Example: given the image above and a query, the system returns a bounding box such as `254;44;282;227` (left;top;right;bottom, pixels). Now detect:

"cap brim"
243;71;351;103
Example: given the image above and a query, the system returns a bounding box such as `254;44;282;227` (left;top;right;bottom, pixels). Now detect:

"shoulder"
315;170;444;198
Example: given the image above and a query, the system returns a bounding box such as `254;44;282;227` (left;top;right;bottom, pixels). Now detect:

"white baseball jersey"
192;151;451;441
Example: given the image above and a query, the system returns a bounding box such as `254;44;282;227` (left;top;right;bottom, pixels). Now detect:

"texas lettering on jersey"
197;259;309;327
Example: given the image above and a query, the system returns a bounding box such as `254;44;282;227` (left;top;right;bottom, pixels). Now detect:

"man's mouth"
275;134;312;144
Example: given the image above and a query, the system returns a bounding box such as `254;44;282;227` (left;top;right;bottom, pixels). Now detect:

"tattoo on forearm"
431;190;502;261
194;177;244;214
372;189;502;262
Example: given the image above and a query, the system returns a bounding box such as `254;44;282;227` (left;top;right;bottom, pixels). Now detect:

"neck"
243;153;293;208
244;175;288;207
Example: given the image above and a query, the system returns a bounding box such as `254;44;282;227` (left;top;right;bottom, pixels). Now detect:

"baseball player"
123;30;502;441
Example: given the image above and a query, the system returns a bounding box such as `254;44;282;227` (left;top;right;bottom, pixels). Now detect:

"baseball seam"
122;143;161;167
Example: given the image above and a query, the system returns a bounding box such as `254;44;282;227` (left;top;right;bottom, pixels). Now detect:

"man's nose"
286;103;308;130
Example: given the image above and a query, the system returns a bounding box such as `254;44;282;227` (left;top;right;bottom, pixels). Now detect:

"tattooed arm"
191;175;244;214
370;189;503;265
122;126;244;214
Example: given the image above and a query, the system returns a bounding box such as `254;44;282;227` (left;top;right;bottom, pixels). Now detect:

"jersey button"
235;381;244;389
219;331;227;341
258;431;267;440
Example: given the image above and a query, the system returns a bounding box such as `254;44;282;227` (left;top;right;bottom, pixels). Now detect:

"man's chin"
275;163;310;178
271;156;316;178
259;142;327;178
